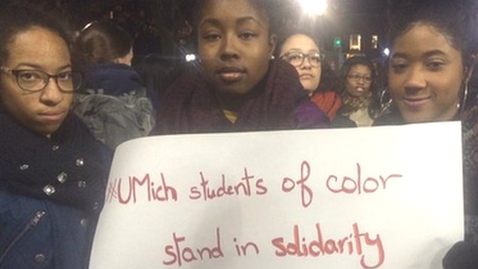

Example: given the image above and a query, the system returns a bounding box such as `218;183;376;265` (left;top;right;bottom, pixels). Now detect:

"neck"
215;92;246;112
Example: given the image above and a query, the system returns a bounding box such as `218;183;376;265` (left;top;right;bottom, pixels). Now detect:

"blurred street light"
298;0;327;16
185;53;196;62
383;48;390;57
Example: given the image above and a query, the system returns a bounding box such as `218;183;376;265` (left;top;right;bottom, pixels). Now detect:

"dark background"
1;0;389;65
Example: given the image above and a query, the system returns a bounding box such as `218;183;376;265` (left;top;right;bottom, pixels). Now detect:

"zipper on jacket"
0;210;46;266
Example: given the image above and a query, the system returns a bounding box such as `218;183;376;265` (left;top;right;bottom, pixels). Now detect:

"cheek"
1;89;36;125
64;93;73;108
345;79;355;91
198;46;217;73
0;81;21;108
315;68;322;80
311;75;321;90
198;42;217;61
435;79;462;101
249;51;269;71
387;74;403;96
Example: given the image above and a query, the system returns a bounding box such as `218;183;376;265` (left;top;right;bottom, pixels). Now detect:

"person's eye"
426;60;445;71
287;53;303;61
239;32;257;40
202;32;221;41
390;62;408;73
364;76;372;82
309;55;321;64
57;72;73;81
18;71;42;81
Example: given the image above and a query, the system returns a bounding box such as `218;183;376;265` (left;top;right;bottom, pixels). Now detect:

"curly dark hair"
0;3;72;66
387;0;478;67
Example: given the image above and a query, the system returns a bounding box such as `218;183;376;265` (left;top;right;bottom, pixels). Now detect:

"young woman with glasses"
0;4;112;269
332;56;383;127
279;33;341;122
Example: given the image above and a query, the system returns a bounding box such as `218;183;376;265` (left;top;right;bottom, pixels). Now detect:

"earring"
378;87;393;116
457;82;469;114
270;55;275;60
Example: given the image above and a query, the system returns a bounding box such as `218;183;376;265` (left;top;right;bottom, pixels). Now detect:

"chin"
216;84;252;96
401;112;433;123
301;83;317;92
34;125;61;137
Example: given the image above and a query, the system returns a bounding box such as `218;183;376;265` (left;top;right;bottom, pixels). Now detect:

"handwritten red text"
111;173;177;204
189;168;268;201
327;163;402;195
271;222;384;269
163;228;224;267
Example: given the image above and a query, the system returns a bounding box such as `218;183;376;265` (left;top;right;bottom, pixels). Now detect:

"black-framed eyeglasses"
0;67;83;92
347;74;372;83
280;52;325;67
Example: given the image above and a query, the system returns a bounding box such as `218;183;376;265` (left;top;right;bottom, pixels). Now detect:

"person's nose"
301;56;312;69
356;77;365;85
40;78;64;106
220;33;239;61
403;66;427;92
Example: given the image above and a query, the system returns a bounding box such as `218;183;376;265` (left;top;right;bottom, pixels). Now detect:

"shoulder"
268;59;300;82
294;100;330;129
0;190;91;269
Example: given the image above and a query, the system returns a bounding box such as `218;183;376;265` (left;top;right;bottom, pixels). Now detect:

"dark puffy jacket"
73;63;155;148
0;185;96;269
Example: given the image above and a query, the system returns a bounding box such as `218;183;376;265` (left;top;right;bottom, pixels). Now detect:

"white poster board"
90;122;464;269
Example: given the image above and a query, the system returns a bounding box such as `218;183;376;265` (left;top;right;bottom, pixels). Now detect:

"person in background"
373;0;478;268
332;56;382;127
278;33;341;122
152;0;329;135
133;54;185;112
0;4;112;269
73;20;155;149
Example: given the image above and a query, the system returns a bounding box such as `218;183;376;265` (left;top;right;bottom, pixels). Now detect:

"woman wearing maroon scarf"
153;0;328;135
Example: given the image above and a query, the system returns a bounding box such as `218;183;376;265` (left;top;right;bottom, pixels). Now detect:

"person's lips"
216;67;245;83
300;73;314;80
38;110;66;123
355;87;365;92
402;96;431;108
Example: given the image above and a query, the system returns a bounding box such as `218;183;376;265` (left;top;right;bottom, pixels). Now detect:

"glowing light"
299;0;327;16
80;22;95;32
185;54;196;62
333;37;341;48
383;48;390;56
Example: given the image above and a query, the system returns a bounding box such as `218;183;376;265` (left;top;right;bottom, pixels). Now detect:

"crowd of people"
1;0;478;268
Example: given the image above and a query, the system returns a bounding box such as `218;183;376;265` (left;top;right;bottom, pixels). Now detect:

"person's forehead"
391;23;463;61
350;64;371;74
6;27;70;67
282;35;319;52
199;0;268;26
395;23;453;48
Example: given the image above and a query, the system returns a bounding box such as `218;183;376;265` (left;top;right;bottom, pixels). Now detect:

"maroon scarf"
155;60;309;134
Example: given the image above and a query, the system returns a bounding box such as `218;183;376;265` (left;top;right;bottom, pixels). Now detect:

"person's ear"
268;34;277;59
115;56;131;66
114;49;133;66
